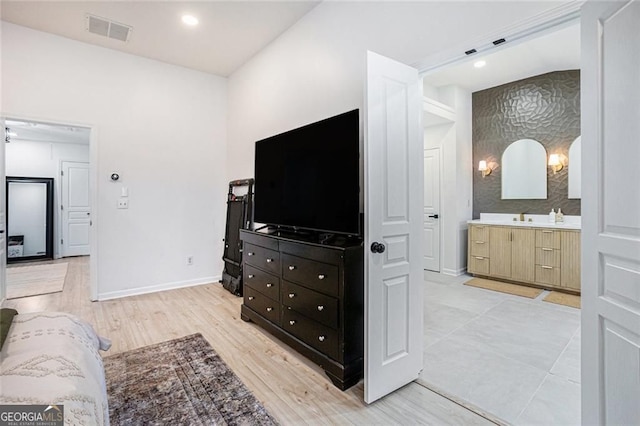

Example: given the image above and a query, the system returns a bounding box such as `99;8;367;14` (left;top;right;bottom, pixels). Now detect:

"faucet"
519;213;525;222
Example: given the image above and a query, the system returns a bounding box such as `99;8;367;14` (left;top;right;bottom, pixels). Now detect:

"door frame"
2;114;99;301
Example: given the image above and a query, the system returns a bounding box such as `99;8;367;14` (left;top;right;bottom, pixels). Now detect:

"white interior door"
1;121;6;302
365;51;423;403
61;161;90;257
423;148;440;272
581;1;640;424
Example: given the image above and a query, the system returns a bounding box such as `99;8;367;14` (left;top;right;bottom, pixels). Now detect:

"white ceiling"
0;1;321;77
5;119;90;145
423;23;580;93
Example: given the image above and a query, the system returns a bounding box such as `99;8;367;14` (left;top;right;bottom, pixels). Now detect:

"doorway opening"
417;20;582;424
4;117;94;300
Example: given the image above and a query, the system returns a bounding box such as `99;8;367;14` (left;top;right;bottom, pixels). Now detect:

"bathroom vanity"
467;215;581;294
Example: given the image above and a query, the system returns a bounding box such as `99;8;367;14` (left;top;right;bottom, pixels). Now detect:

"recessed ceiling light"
182;15;198;26
474;60;486;68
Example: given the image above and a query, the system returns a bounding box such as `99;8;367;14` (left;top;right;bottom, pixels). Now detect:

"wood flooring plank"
2;256;492;425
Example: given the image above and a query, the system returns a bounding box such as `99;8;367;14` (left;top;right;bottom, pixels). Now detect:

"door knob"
370;242;386;254
428;214;439;219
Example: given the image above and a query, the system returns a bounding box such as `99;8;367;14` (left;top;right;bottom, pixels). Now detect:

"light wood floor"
2;257;493;425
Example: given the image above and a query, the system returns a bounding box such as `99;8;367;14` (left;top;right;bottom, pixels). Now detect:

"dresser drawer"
244;243;280;275
468;255;490;275
244;287;280;324
282;308;340;361
535;247;561;268
535;265;561;286
470;239;489;257
281;253;339;297
244;264;279;300
282;281;338;329
470;225;490;243
535;229;561;249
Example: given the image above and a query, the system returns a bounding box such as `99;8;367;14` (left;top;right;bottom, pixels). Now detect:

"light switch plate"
121;187;128;197
117;198;128;209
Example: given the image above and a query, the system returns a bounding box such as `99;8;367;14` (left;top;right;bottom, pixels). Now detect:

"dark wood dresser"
239;228;364;390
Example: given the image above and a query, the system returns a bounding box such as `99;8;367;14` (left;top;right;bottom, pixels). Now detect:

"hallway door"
423;148;440;271
61;161;90;257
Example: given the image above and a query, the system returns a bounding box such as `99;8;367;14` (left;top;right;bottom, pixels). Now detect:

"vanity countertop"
468;213;581;230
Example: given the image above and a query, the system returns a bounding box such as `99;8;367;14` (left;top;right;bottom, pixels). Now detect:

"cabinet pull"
248;296;254;301
317;305;324;311
289;320;296;326
266;283;273;288
266;307;273;312
318;335;325;342
288;293;295;298
476;226;485;229
542;230;553;234
247;252;254;256
475;241;485;244
288;265;296;271
542;248;553;251
318;274;326;280
474;256;484;260
248;274;254;279
266;258;274;263
541;265;553;269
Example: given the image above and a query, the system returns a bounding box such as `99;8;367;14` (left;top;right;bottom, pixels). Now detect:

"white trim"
97;276;220;301
413;1;583;75
441;267;467;277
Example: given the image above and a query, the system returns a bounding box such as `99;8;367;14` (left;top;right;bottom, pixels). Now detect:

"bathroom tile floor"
418;271;581;425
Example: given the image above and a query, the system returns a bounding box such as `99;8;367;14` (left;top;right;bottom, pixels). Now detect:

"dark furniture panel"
240;228;363;390
243;242;281;275
281;253;339;296
244;264;280;300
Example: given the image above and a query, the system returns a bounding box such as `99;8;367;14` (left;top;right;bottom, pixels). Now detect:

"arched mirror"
501;139;547;199
568;136;581;199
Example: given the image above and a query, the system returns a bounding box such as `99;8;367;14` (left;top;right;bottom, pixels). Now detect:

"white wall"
1;23;228;299
227;1;565;178
7;140;89;258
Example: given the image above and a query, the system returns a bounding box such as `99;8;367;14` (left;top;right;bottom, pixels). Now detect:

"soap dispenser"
556;208;564;223
549;208;556;223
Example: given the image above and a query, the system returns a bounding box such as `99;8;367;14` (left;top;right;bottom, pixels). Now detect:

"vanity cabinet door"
511;228;536;282
489;227;512;279
561;231;581;291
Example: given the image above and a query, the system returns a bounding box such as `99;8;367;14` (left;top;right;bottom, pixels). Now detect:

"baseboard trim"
441;268;467;277
97;275;220;301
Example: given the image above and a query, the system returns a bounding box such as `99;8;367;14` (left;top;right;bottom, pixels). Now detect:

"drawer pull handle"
288;293;296;298
318;335;325;342
474;256;484;260
248;296;254;301
266;258;273;263
541;266;553;269
542;230;553;234
475;241;485;244
288;265;296;271
318;274;326;280
542;248;553;251
248;274;254;279
247;252;254;256
266;283;273;288
289;320;296;326
476;226;485;229
317;305;324;311
266;307;273;312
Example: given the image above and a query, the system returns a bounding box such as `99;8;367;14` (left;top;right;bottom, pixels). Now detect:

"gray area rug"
104;333;278;425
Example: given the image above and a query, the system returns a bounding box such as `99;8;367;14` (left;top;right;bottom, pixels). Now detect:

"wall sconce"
548;154;564;174
478;160;492;178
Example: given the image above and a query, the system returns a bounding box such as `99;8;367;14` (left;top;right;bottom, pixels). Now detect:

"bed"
0;310;111;425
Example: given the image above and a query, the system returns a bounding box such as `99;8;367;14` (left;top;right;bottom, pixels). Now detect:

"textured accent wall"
472;70;581;218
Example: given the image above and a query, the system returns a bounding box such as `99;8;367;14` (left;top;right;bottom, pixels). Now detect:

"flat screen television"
254;109;360;236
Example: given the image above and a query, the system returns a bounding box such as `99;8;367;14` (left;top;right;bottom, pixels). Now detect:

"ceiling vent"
85;14;132;43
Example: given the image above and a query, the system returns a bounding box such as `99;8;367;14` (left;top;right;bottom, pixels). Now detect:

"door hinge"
61;205;64;210
61;238;64;245
61;170;64;176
